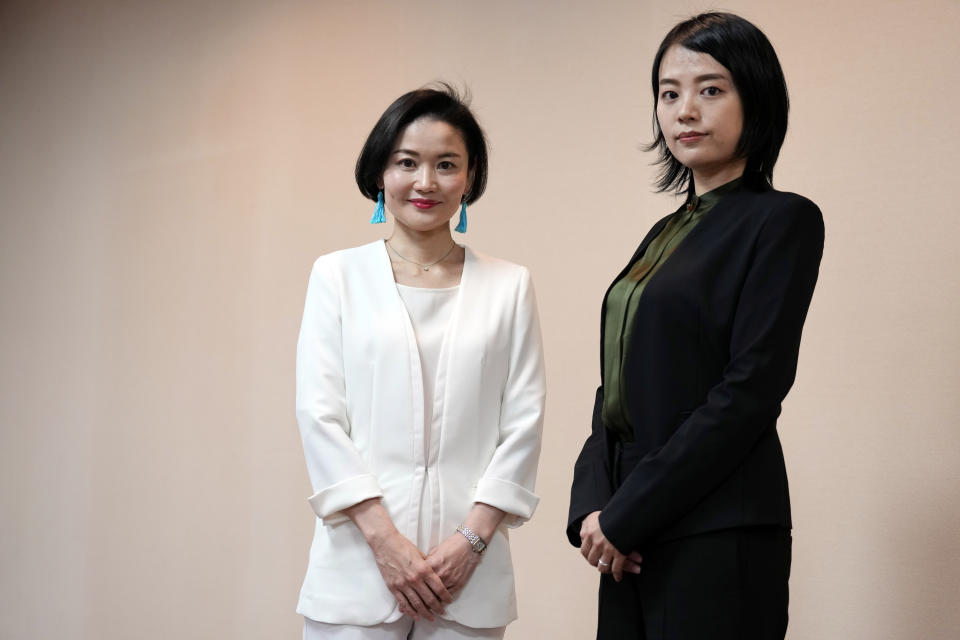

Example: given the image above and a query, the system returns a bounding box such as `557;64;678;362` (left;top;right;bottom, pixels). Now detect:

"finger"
624;560;643;574
395;591;419;621
580;536;593;561
611;553;626;582
404;589;433;622
586;543;604;567
596;557;611;573
404;556;446;615
628;551;644;564
413;579;445;617
423;569;453;604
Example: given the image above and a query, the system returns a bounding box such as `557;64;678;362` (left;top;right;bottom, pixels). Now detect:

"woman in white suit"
296;85;546;639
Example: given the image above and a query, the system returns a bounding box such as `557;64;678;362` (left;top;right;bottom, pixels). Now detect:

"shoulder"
733;187;824;238
751;188;819;212
737;187;821;217
467;247;532;284
465;248;538;310
310;240;384;274
304;241;386;301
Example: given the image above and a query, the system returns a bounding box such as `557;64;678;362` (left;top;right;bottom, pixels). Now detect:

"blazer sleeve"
599;197;825;552
472;267;546;528
565;385;613;546
296;256;382;525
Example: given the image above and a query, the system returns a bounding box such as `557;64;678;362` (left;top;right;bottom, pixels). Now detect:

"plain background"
2;0;958;638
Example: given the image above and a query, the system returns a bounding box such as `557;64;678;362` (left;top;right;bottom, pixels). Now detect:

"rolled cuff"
307;474;383;525
474;477;540;528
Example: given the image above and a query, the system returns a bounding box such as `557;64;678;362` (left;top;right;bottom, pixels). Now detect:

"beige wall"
2;0;958;638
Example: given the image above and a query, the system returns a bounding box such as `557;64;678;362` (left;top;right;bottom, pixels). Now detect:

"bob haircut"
355;83;488;205
647;12;789;194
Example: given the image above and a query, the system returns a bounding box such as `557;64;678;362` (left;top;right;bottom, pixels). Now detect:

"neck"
692;159;747;196
387;224;456;262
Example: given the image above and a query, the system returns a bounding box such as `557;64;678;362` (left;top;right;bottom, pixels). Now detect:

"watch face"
475;539;487;553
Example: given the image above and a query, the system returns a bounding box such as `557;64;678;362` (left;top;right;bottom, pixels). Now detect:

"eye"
702;86;722;97
397;158;416;169
437;160;457;171
660;90;679;101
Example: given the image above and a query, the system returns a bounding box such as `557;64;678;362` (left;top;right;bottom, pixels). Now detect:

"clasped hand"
579;510;643;581
369;530;452;621
426;531;481;596
370;530;480;621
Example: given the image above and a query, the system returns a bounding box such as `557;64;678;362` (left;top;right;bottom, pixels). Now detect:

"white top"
395;283;459;552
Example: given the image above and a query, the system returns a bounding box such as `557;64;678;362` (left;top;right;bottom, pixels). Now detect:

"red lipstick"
409;199;440;209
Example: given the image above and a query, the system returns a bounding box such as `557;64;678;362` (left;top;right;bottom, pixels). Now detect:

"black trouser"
597;526;791;640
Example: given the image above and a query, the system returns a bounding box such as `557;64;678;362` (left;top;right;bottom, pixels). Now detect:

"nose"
414;166;437;192
677;93;698;122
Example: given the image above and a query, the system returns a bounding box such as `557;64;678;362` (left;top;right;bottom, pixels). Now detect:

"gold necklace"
386;240;457;271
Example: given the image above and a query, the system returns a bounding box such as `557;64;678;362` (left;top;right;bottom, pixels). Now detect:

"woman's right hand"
344;498;453;621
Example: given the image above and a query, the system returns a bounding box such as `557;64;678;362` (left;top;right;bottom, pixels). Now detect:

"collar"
685;176;744;213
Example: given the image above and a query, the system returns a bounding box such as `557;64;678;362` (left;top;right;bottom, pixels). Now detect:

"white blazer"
295;240;546;628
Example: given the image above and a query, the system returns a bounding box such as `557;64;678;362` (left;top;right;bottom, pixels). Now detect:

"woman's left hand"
425;533;481;595
580;510;642;582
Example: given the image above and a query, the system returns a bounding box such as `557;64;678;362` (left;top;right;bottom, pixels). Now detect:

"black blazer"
567;181;824;553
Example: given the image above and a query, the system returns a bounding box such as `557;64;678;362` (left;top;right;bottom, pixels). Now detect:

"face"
656;45;745;188
379;117;472;234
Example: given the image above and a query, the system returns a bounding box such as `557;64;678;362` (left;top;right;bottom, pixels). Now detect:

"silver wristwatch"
456;525;487;554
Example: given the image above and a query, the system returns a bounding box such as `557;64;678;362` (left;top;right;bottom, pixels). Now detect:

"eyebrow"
659;73;730;85
391;148;463;158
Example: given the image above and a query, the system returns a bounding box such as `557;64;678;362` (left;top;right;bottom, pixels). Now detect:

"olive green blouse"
602;178;742;441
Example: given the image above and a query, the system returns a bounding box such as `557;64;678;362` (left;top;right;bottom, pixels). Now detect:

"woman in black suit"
567;13;824;639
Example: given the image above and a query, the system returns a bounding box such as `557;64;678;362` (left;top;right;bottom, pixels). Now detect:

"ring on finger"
598;559;610;568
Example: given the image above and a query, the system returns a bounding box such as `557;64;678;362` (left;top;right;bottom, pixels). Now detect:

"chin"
398;219;454;233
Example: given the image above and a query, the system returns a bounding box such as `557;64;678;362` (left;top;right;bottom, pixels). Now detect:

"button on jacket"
296;240;546;628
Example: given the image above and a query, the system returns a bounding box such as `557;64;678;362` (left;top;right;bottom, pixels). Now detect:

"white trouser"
303;616;505;640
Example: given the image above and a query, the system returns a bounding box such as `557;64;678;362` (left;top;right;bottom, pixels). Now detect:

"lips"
677;131;706;143
409;198;441;209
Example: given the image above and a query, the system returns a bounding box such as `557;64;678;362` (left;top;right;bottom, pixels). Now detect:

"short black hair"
355;83;488;204
647;12;789;193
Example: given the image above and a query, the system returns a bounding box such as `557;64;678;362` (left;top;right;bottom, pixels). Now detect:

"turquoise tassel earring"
454;201;467;233
370;191;386;224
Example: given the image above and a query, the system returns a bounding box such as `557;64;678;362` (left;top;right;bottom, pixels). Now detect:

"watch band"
456;525;487;554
